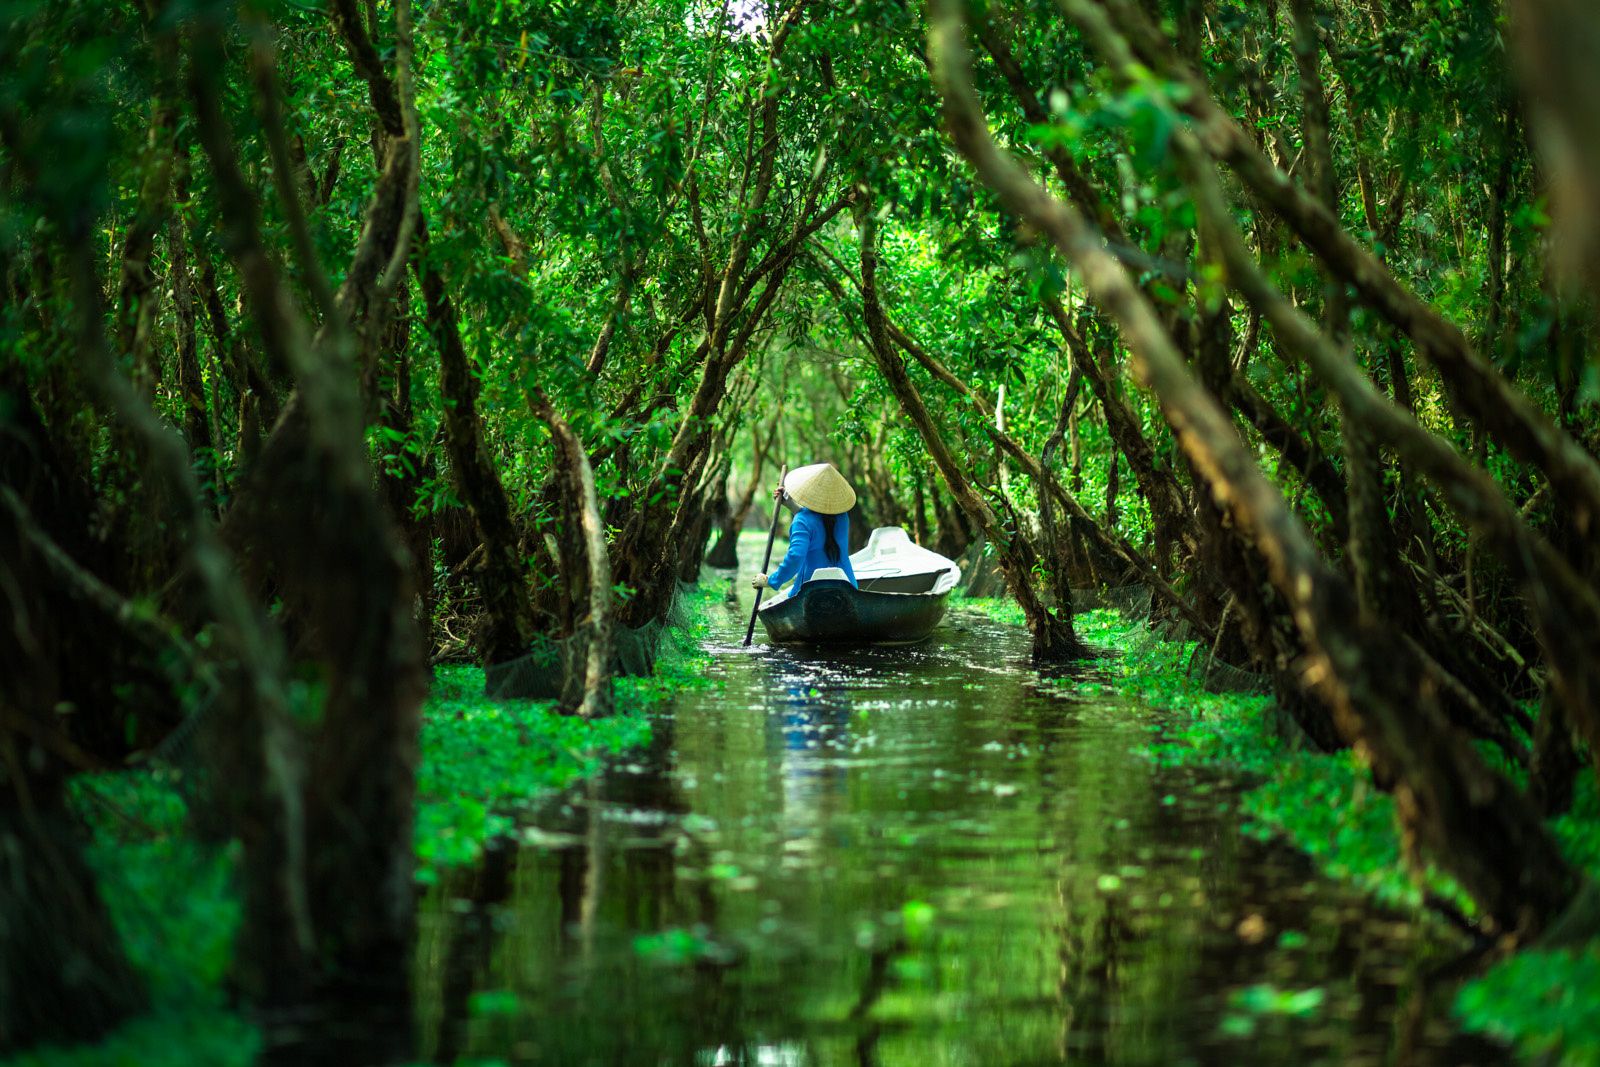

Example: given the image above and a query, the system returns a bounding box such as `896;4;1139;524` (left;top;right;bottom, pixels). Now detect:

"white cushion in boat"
862;526;913;557
850;527;961;593
807;566;849;583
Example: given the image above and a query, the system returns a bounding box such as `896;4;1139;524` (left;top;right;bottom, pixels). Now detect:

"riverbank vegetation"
1006;598;1600;1061
8;583;718;1066
4;0;1600;1060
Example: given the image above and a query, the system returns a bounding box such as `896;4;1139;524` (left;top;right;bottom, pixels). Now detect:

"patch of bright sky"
686;0;772;39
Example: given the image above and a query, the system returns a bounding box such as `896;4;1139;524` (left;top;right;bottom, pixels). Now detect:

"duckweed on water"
1460;770;1600;1065
415;666;652;879
23;774;262;1067
13;585;723;1067
1458;943;1600;1065
961;598;1600;1064
964;602;1441;904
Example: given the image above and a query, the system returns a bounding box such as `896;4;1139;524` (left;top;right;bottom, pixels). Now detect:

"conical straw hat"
783;462;857;514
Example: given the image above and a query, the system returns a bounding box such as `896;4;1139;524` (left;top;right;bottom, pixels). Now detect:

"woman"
752;462;858;593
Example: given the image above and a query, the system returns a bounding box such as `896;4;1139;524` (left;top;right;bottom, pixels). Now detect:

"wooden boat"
757;527;962;645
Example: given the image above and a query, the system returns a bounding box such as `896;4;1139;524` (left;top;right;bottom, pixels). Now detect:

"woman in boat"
752;462;858;593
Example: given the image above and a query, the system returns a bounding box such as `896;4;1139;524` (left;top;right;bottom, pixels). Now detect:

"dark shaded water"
414;584;1504;1066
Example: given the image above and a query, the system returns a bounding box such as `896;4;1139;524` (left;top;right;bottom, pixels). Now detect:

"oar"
743;463;788;647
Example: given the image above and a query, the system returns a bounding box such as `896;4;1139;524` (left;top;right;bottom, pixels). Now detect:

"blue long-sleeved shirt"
767;508;857;591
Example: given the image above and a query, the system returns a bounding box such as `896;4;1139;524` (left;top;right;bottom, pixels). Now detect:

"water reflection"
772;671;854;817
415;599;1505;1066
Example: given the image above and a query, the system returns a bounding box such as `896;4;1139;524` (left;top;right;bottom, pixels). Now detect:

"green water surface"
413;581;1501;1066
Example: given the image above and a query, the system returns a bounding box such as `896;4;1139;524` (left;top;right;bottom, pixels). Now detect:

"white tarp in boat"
764;527;961;608
851;527;962;594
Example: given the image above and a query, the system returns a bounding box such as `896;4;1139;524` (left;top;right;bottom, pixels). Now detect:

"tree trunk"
414;222;535;667
1129;0;1600;542
1045;297;1195;575
171;156;214;475
859;210;1086;660
533;391;614;718
190;11;428;1051
933;0;1584;937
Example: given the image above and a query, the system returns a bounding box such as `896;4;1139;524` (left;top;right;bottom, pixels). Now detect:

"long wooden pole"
743;463;787;647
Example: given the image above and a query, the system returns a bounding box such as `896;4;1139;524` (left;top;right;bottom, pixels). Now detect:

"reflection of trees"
505;701;790;1062
849;938;904;1067
429;841;516;1065
418;618;1487;1066
1054;878;1080;1061
567;703;693;948
1053;878;1134;1063
421;706;714;1062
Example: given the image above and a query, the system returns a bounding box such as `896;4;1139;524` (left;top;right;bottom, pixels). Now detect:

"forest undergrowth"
4;584;723;1067
961;596;1600;1065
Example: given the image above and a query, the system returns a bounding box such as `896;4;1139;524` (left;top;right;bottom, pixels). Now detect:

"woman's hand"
772;484;785;501
751;573;770;591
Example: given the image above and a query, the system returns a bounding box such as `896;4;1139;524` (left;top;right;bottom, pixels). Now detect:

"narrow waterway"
415;565;1503;1066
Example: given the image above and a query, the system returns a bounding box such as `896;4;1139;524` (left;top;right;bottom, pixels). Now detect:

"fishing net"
1074;583;1152;617
1110;601;1273;695
962;557;1275;696
148;692;215;770
143;691;219;819
1186;645;1274;695
1126;604;1273;697
1122;615;1192;658
147;584;700;792
483;581;696;700
956;540;1008;598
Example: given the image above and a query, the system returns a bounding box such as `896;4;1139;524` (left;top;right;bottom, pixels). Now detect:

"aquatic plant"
4;585;723;1066
5;0;1600;1056
977;598;1600;1064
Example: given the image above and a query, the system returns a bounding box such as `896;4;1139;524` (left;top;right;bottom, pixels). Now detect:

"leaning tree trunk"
375;282;436;661
192;6;428;1053
706;419;774;569
858;210;1086;661
871;281;1214;641
1047;299;1194;577
0;391;145;1053
702;466;739;569
1137;0;1600;550
415;224;535;668
533;390;615;719
932;0;1585;938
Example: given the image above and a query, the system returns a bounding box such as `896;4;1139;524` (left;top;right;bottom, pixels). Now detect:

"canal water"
414;574;1503;1065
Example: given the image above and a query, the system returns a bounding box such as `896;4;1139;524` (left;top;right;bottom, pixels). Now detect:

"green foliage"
900;898;937;945
69;774;240;998
4;0;1599;1055
1219;982;1328;1038
414;666;651;878
1553;775;1600;875
632;926;735;967
949;592;1025;626
416;579;722;879
6;775;256;1067
1457;946;1600;1066
1020;604;1600;1064
1241;750;1473;916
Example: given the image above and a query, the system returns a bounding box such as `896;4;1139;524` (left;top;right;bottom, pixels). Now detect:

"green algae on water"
10;583;727;1067
962;597;1600;1066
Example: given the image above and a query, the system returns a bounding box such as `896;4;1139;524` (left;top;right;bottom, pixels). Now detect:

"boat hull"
757;579;950;645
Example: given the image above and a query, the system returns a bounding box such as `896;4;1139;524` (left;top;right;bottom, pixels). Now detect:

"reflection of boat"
757;527;961;646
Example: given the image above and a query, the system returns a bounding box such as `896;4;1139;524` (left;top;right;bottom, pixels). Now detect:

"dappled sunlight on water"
414;571;1504;1066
